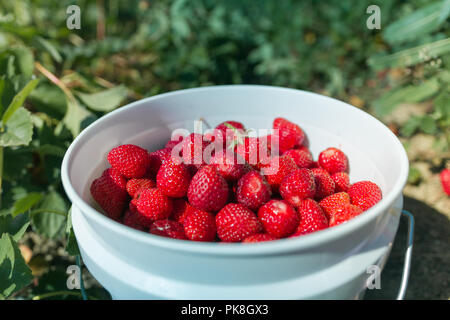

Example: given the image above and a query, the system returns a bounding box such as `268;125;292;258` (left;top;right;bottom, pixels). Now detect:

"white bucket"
61;85;409;299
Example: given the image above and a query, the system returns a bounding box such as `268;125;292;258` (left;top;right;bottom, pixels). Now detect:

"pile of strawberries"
90;118;382;243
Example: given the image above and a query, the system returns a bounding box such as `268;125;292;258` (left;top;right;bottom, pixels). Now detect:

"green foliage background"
0;0;448;299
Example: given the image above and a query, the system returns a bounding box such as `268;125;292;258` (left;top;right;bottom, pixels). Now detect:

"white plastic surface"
61;85;409;299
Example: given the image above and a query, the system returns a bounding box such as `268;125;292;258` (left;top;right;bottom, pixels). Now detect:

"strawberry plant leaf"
12;192;43;217
383;2;446;45
368;38;450;70
28;83;67;119
0;107;33;147
35;37;62;63
373;78;440;116
0;233;33;298
65;208;80;256
438;0;450;24
2;78;39;124
8;47;34;78
420;115;438;134
400;116;422;137
75;85;128;112
31;191;67;239
60;98;97;138
0;213;30;242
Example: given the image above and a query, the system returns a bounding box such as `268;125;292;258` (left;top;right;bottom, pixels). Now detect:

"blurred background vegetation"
0;0;448;300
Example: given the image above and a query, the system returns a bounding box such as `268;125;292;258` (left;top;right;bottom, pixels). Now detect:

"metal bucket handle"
396;210;414;300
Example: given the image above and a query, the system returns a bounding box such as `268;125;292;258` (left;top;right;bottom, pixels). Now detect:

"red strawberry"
171;199;194;224
283;149;313;168
273;117;305;153
129;198;139;213
440;168;450;196
279;168;316;207
183;208;216;242
126;178;155;197
165;135;183;150
318;147;349;175
258;200;299;238
236;137;270;168
311;168;335;200
348;181;382;211
261;155;298;191
215;121;246;146
209;151;250;182
242;233;277;243
187;165;229;212
329;204;363;227
90;168;129;220
181;133;210;168
292;199;328;236
156;160;191;198
122;209;146;231
236;171;272;211
147;148;172;178
135;188;173;227
149;219;187;240
319;192;351;219
107;144;150;178
331;172;350;192
215;121;245;135
216;203;262;242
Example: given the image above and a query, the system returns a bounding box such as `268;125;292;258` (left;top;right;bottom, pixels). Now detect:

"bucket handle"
396;210;414;300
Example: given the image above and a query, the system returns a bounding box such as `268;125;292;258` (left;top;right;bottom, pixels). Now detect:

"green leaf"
35;37;62;63
373;78;440;116
438;0;450;24
408;167;422;185
75;85;128;112
420;115;438;134
0;107;33;147
400;116;422;137
12;192;43;217
368;38;450;70
10;47;34;78
65;208;80;256
434;91;450;116
0;233;33;298
28;83;67;119
0;213;30;242
31;191;67;239
2;78;39;124
35;144;66;157
59;98;97;138
383;2;446;45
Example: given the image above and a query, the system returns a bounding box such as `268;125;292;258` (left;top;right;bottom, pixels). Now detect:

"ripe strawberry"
242;233;277;243
215;121;245;135
348;181;382;211
258;200;299;238
273;117;305;153
149;219;187;240
122;209;146;231
183;208;216;242
292;199;328;236
209;151;250;182
129;198;139;213
165;135;183;150
331;172;350;192
187;165;229;212
147;148;172;178
236;171;272;211
107;144;150;178
181;133;210;168
440;168;450;196
329;204;363;227
156;160;191;198
261;155;298;191
215;121;246;146
318;147;349;175
126;178;155;197
236;137;270;168
311;168;335;200
216;203;263;242
279;168;316;207
135;188;173;227
283;149;313;168
90;168;129;220
171;199;194;224
319;192;351;219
